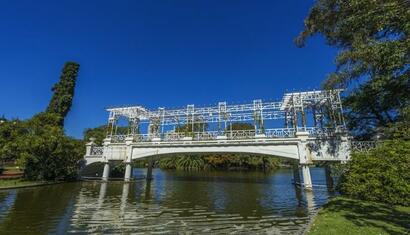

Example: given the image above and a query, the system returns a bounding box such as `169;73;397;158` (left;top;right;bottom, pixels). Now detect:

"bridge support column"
296;131;312;190
124;163;132;182
124;137;134;182
101;137;111;181
301;164;312;190
102;162;110;181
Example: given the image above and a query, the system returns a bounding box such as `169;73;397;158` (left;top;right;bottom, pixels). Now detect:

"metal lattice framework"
350;141;378;152
104;89;346;143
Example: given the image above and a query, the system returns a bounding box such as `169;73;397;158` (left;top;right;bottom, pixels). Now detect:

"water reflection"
0;168;332;234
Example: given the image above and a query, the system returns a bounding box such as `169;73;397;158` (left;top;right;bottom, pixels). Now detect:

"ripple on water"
0;168;332;234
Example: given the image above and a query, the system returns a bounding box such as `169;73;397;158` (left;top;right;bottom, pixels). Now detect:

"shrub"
340;140;410;206
16;113;84;181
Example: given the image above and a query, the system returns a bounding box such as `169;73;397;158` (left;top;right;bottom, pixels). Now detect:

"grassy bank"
308;197;410;235
0;179;50;189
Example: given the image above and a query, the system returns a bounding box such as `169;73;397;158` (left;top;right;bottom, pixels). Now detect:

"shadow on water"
0;183;81;234
0;167;333;234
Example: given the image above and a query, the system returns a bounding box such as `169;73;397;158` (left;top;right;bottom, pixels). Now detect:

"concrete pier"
102;162;110;181
124;163;132;182
301;165;312;190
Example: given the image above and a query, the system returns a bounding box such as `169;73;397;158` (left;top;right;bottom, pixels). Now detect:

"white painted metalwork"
351;141;378;152
84;89;356;168
83;89;377;186
103;89;345;143
90;146;104;156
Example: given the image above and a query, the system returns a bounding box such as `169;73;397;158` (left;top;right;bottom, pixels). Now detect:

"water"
0;168;334;234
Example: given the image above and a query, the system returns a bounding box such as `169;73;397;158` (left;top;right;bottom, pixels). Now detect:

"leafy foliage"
175;121;208;133
110;163;126;178
340;140;410;206
8;113;84;181
383;107;410;140
46;62;80;125
0;119;26;163
157;153;281;171
226;122;254;131
297;0;410;137
83;125;109;145
0;62;83;181
83;125;129;145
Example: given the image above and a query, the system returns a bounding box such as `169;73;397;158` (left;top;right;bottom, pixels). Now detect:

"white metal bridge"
83;89;376;189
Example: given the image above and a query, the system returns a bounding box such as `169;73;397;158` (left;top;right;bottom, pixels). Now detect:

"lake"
0;167;334;234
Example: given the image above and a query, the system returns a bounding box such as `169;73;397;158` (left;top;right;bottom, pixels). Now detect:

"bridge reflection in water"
0;168;332;234
76;169;328;234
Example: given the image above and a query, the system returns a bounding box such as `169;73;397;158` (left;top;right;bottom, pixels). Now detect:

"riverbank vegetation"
0;179;51;189
157;153;283;171
308;197;410;235
0;62;82;181
340;139;410;206
298;0;410;232
299;0;409;200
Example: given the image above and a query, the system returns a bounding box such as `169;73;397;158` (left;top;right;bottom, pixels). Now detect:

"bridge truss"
104;89;346;143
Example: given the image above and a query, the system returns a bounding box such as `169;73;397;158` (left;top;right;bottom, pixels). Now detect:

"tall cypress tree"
46;62;80;126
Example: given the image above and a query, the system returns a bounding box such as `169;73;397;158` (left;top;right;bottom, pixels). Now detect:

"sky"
0;0;337;138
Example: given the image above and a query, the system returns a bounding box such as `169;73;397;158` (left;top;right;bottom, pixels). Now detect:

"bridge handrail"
350;140;378;152
305;127;335;137
106;127;343;143
89;146;104;156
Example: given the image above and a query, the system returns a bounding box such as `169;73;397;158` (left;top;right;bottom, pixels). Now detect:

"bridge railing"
106;127;341;143
111;134;128;143
350;141;378;152
265;128;296;138
89;146;104;156
306;127;335;137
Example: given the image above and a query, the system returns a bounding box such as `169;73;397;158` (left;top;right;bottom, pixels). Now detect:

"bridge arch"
130;144;300;161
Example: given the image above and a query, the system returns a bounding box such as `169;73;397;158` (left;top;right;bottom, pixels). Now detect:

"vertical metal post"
337;90;346;128
312;106;317;127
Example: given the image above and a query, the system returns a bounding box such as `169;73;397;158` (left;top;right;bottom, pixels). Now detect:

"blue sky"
0;0;336;138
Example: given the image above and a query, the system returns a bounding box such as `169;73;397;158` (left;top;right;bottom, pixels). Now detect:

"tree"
46;62;80;125
83;125;129;145
384;107;410;140
175;120;208;133
297;0;410;137
83;125;109;145
226;122;254;131
340;140;410;206
0;118;25;163
16;113;84;181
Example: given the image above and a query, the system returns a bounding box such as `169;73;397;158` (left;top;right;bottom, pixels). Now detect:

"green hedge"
340;140;410;206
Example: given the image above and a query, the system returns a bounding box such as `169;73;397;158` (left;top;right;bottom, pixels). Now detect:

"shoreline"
0;179;65;190
305;196;410;234
301;208;320;235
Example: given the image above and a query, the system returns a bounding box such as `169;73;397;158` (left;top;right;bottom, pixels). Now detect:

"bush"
110;163;125;178
15;113;84;181
340;139;410;206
